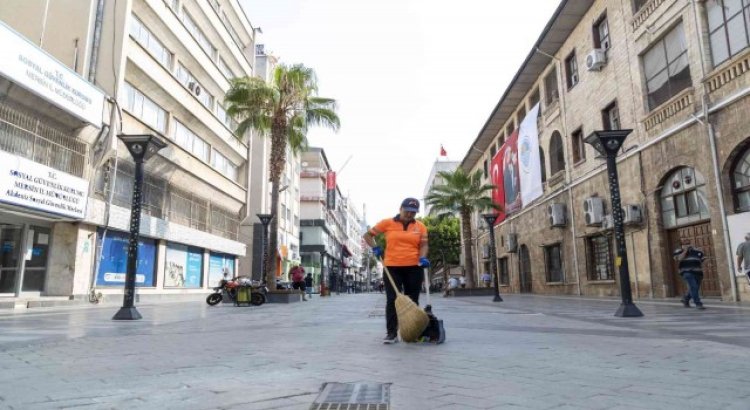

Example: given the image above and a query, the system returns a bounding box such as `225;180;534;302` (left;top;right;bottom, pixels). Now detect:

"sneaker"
695;304;706;310
681;297;690;308
383;334;398;344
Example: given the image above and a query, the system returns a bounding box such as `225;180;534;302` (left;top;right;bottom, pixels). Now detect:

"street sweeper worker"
363;197;430;344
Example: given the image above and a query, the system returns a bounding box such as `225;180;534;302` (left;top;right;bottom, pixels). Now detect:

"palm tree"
424;168;498;288
225;64;340;286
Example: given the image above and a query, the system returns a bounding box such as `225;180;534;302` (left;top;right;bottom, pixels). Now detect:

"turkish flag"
490;149;505;224
440;145;447;156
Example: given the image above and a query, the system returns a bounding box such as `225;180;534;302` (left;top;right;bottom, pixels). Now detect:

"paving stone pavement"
0;294;749;410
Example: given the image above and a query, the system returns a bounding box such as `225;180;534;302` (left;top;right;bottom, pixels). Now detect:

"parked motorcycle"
206;277;267;306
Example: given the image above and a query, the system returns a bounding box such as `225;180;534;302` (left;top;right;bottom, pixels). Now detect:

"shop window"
594;13;611;51
208;252;235;287
602;101;621;130
565;51;579;89
572;128;586;164
549;131;566;175
544;243;564;283
732;147;750;211
660;167;710;229
587;235;614;281
707;0;750;67
96;230;157;287
642;23;692;110
164;243;204;288
544;68;559;105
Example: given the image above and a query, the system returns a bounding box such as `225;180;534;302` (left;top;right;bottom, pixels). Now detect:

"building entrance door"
519;245;532;293
0;224;22;294
21;226;50;292
667;222;720;297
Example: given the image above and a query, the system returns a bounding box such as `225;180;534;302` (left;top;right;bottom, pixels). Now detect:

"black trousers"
384;265;423;336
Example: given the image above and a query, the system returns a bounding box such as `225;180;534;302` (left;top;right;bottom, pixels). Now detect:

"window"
565;51;579;89
173;120;210;161
122;82;167;133
498;257;509;285
633;0;649;12
130;16;172;68
212;149;239;181
176;64;214;109
517;105;526;124
587;235;614;281
218;57;233;79
642;23;692;110
732;147;750;211
571;128;585;163
602;101;621;130
594;14;611;51
483;159;488;179
660;167;710;228
707;0;750;66
544;68;559;105
549;131;565;175
216;105;237;132
497;133;505;147
182;11;217;58
222;11;243;47
545;244;564;283
490;145;497;159
506;121;515;136
539;147;547;183
529;88;541;109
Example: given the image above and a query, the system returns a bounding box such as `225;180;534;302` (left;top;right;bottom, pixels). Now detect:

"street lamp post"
585;129;643;317
256;214;274;284
113;134;166;321
481;214;503;302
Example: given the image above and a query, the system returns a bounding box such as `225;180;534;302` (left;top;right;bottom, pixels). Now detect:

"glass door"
22;226;50;292
0;224;22;294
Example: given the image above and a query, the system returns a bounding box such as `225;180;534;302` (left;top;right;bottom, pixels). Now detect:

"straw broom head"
382;264;429;342
394;293;429;342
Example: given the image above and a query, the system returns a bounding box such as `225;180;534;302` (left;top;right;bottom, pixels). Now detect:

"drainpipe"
535;47;582;296
691;0;739;302
88;0;106;83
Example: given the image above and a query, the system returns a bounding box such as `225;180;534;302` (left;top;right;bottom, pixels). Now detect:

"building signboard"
0;21;105;126
0;150;89;219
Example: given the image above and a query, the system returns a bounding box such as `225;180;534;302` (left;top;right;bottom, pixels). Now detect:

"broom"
382;263;429;342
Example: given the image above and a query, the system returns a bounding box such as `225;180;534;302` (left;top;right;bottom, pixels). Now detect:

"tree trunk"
460;209;475;288
265;120;288;286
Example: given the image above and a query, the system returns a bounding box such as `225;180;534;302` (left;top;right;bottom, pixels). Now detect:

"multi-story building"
423;158;459;215
461;0;750;302
0;0;259;305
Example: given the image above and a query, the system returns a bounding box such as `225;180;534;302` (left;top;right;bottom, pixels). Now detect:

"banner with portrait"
518;103;543;205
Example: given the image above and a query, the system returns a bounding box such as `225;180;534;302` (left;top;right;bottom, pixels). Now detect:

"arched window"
732;148;750;212
660;167;709;229
549;131;565;175
539;147;547;183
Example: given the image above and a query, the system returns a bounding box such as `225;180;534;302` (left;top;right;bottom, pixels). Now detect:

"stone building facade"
461;0;750;301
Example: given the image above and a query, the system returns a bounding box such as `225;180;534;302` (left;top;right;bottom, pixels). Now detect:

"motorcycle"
206;277;267;306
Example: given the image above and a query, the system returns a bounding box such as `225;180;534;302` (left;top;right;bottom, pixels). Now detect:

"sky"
239;0;561;225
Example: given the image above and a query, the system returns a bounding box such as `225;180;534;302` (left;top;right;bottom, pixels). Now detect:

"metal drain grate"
310;382;390;410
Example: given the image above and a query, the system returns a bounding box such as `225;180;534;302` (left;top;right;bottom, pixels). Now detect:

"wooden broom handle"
379;259;402;296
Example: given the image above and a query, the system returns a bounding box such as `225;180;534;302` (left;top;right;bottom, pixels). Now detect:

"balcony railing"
0;104;87;178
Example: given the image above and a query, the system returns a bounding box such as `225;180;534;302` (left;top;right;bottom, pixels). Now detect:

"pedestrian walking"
363;197;430;344
481;272;491;288
290;265;307;301
459;276;466;289
674;238;706;310
305;273;314;298
444;276;459;297
736;233;750;286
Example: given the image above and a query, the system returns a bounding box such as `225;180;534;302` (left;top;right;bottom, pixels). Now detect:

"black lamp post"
113;134;166;321
481;213;503;302
585;129;643;317
256;213;273;284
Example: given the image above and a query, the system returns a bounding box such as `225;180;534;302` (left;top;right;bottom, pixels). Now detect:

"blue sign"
208;252;235;287
185;247;203;288
96;230;156;287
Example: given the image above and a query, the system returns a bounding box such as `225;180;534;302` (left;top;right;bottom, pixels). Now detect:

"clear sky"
239;0;561;225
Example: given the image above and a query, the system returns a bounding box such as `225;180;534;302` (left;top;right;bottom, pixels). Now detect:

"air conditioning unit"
586;48;607;71
601;214;614;231
481;244;490;259
548;203;567;227
188;81;202;96
505;233;518;253
623;204;643;225
584;197;605;226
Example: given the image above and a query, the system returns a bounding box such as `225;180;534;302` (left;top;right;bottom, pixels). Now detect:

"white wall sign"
0;150;89;219
727;213;750;277
0;21;105;126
